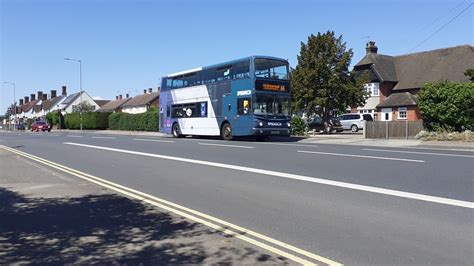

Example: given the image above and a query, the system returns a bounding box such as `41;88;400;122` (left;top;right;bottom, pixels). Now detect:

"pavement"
0;148;291;265
0;131;472;265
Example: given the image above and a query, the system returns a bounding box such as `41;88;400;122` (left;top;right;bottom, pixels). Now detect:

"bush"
45;111;59;126
415;130;474;142
291;116;307;136
64;112;111;129
418;81;474;131
108;110;159;131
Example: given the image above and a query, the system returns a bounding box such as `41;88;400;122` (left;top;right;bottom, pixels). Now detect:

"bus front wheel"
221;123;233;141
172;123;182;138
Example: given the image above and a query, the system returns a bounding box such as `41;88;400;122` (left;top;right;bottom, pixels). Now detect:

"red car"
31;121;51;132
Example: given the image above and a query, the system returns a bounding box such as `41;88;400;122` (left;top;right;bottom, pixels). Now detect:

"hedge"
64;112;111;129
108;110;159;131
418;81;474;132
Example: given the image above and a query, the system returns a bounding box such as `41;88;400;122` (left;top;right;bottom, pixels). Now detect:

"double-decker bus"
159;56;291;140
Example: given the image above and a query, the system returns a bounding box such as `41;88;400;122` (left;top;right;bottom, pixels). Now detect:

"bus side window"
238;98;251;115
233;60;250;79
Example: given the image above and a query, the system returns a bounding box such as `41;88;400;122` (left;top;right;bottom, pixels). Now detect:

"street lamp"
64;57;83;131
4;81;16;131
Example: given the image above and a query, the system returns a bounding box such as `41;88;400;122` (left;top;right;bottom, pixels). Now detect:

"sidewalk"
0;148;290;264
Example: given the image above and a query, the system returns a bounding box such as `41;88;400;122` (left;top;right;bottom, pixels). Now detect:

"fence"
364;121;424;139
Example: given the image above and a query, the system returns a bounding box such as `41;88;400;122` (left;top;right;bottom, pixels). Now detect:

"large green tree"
292;31;367;121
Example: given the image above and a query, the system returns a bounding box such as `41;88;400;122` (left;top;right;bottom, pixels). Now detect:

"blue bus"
159;56;291;140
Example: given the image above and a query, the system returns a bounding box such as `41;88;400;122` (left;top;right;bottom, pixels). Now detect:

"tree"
73;101;96;112
292;31;367;123
418;81;474;131
464;68;474;82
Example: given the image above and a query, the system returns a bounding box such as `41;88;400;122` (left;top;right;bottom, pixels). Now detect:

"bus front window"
254;95;290;117
255;59;289;80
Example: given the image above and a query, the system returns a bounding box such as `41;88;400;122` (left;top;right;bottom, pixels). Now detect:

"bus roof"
163;55;288;78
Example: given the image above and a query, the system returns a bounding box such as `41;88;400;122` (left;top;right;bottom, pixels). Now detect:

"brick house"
353;42;473;121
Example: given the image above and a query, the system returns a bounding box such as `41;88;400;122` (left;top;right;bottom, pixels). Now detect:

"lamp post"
64;58;83;131
4;81;16;131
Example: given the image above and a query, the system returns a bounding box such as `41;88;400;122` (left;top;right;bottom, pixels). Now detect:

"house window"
398;107;407;120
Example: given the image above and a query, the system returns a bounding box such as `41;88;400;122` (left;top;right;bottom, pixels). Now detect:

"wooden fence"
364;121;424;139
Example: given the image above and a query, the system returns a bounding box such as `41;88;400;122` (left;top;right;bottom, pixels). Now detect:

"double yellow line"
0;145;342;266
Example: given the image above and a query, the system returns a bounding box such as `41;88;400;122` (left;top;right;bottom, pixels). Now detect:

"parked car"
16;123;26;130
31;121;51;132
338;113;373;132
306;116;343;133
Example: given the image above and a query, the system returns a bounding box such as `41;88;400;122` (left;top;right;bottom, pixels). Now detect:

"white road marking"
298;150;425;163
363;148;474;158
66;135;83;138
2;144;336;265
198;143;254;149
63;142;472;209
391;146;474;153
91;136;116;139
256;142;319;148
134;138;175;143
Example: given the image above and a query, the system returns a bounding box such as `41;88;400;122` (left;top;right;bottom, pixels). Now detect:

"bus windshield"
253;95;290;117
255;59;289;80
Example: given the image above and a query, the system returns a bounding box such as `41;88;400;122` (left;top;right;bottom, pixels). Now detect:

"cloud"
92;96;103;100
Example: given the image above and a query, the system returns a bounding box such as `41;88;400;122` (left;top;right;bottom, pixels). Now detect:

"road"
1;131;473;265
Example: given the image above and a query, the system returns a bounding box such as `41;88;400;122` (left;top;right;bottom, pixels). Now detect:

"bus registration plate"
271;131;280;134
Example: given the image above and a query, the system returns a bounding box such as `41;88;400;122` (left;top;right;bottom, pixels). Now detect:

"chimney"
62;86;67;96
30;94;36;101
37;91;43;101
42;94;48;101
126;93;129;98
143;89;147;94
24;96;29;103
119;95;123;100
366;41;378;54
116;96;119;100
19;99;24;105
51;90;57;98
148;88;152;94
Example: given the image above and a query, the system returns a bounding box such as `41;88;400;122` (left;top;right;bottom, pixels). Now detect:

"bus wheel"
221;123;233;141
172;123;182;138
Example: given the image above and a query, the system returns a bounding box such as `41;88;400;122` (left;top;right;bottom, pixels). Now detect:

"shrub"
45;111;59;126
64;112;111;129
291;116;307;136
108;109;159;131
418;81;474;132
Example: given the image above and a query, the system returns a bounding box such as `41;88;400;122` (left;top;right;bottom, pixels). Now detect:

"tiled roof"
355;45;474;90
97;98;131;112
376;92;417;108
94;100;110;107
121;92;159;108
42;96;65;111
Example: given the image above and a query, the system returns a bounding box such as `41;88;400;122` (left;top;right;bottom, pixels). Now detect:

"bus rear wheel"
172;123;182;138
221;123;233;141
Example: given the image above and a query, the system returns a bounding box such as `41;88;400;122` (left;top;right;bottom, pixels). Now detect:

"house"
94;99;110;108
58;90;100;114
353;42;473;121
121;88;159;114
42;88;67;114
97;94;131;113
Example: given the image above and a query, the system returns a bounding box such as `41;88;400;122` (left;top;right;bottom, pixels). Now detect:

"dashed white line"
134;138;175;143
91;136;116;139
198;143;254;149
363;148;474;158
298;150;425;163
255;142;318;148
63;142;472;208
66;135;83;138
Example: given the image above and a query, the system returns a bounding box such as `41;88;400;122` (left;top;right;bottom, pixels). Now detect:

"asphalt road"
1;131;473;265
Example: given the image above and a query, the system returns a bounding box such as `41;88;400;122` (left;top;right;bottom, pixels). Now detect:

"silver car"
338;113;373;132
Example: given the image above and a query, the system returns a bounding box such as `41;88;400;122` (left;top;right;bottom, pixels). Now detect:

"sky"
1;0;472;114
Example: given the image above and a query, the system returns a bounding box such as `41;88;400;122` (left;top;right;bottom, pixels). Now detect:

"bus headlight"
259;122;264;127
287;122;291;128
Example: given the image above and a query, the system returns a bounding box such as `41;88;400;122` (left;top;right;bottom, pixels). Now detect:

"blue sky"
1;0;472;114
